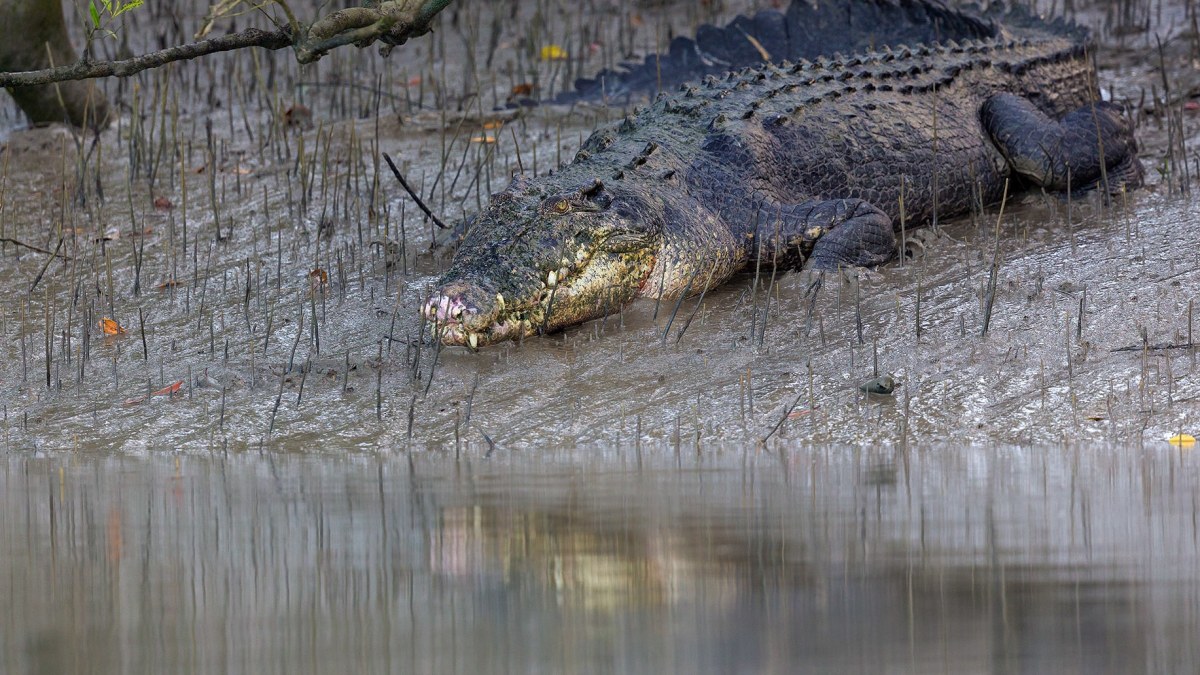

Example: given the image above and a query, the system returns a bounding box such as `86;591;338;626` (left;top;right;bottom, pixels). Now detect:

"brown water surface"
3;450;1199;674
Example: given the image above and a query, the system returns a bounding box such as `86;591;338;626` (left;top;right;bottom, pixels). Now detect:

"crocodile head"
424;176;660;348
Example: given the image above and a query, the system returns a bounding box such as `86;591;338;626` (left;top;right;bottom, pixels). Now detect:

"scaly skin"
424;0;1142;348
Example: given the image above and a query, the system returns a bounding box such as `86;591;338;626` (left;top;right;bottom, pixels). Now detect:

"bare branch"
0;0;454;87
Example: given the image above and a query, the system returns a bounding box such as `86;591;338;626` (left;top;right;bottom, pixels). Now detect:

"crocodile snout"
423;280;502;348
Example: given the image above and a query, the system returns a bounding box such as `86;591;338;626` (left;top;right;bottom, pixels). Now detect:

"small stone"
859;374;896;395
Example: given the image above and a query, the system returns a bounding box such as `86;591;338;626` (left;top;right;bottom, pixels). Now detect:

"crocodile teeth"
467;332;478;350
547;270;558;287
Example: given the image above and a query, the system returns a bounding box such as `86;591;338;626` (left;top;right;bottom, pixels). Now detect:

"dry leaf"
153;196;174;211
124;379;185;406
100;317;126;335
309;269;329;291
152;380;184;397
282;103;313;130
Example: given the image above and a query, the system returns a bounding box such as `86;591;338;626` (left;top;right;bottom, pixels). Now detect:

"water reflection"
2;448;1198;674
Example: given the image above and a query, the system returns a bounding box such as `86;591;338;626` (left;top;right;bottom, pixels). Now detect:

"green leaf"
112;0;144;18
88;0;101;28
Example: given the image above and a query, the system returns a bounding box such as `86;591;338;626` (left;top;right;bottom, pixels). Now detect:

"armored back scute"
559;0;1010;104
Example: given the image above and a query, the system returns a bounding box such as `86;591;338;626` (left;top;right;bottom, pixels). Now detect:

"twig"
0;0;453;87
382;152;448;229
1111;342;1196;352
0;237;72;259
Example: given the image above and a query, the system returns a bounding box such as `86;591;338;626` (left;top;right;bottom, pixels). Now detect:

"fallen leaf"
309;268;329;289
1185;101;1199;112
124;380;185;406
510;83;534;97
99;317;126;335
282;103;313;130
787;409;812;420
152;380;184;397
157;279;184;290
405;75;423;87
540;44;568;61
1169;433;1196;448
470;135;496;144
153;196;174;211
482;119;505;130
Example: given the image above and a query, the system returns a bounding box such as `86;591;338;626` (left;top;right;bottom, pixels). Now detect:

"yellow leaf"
99;317;126;335
470;135;496;144
540;44;568;61
1168;434;1196;448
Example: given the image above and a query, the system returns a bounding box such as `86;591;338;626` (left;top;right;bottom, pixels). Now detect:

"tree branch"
0;0;454;87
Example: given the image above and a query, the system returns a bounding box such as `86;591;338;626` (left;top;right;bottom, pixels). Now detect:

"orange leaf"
100;317;126;335
510;83;534;97
482;120;505;130
152;380;184;397
470;135;496;144
153;196;174;211
157;279;184;290
309;268;329;285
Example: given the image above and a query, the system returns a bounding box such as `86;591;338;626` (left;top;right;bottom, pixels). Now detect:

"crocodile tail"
979;2;1091;44
560;9;793;105
556;0;1008;105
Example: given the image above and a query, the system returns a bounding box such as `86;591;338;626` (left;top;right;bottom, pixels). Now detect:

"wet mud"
0;0;1195;450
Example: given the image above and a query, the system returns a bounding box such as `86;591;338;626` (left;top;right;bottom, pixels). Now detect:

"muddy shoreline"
0;0;1195;449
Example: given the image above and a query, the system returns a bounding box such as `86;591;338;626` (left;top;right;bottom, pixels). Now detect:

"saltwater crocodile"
423;0;1143;349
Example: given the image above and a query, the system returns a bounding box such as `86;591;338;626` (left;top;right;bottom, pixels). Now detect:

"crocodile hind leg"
752;198;895;271
981;93;1144;195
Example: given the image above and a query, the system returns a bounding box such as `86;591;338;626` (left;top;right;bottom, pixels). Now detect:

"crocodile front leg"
751;198;896;271
981;93;1144;195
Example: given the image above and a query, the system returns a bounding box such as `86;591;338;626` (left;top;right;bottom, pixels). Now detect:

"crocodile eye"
554;199;571;214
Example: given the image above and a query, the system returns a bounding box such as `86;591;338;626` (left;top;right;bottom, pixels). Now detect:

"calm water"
3;449;1198;674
